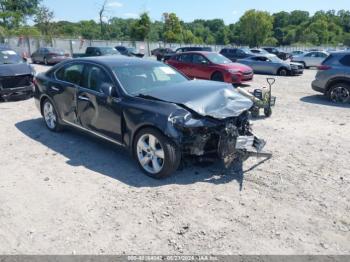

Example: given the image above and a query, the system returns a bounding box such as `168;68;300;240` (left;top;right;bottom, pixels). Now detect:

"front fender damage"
168;109;271;168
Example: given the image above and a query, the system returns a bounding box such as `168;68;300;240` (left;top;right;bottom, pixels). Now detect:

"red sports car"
166;51;254;84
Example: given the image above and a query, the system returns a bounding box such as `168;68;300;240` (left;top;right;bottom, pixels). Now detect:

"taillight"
317;65;332;70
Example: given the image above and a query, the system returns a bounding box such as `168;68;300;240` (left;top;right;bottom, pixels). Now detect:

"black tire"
41;99;63;132
44;57;48;65
327;83;350;103
278;68;288;76
211;72;224;82
133;127;181;179
250;107;260;118
301;62;306;69
264;107;272;117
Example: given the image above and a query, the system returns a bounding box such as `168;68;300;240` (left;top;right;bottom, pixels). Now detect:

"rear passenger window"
56;63;84;85
340;55;350;66
178;54;192;63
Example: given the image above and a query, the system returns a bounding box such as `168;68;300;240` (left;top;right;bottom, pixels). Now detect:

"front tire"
211;72;224;82
327;83;350;103
42;99;62;132
134;128;181;179
278;68;288;76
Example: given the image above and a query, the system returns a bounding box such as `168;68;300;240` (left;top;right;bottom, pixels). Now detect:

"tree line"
1;0;350;47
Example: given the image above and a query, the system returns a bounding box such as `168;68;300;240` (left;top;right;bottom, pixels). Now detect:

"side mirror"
201;60;208;65
96;51;101;56
100;83;113;97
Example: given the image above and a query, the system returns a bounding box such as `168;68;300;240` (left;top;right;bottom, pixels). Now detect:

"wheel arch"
277;66;290;75
211;70;223;80
326;77;350;93
130;124;176;155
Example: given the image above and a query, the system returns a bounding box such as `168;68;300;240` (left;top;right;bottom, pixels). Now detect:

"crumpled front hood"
145;80;253;119
0;63;33;77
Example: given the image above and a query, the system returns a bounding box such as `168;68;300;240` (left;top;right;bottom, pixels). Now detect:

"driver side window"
82;65;113;93
192;54;207;64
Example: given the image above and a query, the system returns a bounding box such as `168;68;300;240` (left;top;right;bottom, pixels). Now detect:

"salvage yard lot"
0;64;349;254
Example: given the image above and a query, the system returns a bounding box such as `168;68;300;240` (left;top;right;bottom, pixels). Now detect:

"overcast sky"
43;0;350;24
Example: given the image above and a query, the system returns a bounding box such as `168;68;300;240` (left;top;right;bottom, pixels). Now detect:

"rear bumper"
312;80;326;94
48;57;71;64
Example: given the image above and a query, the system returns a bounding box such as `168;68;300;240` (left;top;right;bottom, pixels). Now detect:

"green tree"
34;5;54;37
0;0;41;29
130;12;151;41
163;13;182;43
238;9;274;47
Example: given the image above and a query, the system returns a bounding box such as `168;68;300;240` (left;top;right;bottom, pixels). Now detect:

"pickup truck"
72;46;120;58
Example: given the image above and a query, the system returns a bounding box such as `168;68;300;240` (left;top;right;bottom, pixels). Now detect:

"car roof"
175;51;216;55
73;56;161;67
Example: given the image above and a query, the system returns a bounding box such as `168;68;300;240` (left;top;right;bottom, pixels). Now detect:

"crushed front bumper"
0;84;34;100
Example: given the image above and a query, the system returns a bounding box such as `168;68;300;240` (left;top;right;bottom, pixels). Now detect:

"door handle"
78;95;89;101
50;86;59;91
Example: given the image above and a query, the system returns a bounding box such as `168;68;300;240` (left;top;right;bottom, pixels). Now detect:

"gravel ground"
0;64;349;255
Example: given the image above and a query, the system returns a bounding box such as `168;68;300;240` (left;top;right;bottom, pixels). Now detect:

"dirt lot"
0;64;349;255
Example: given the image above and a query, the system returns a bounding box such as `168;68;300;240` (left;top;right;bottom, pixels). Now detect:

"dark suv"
263;47;290;60
312;52;350;103
220;48;253;62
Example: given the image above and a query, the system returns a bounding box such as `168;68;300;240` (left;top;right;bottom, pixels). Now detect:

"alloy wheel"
43;101;57;129
330;86;350;103
136;134;165;174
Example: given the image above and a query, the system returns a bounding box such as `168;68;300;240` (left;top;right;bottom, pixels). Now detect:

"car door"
191;54;212;80
77;63;123;142
53;62;85;124
304;52;318;67
248;57;266;73
173;54;193;78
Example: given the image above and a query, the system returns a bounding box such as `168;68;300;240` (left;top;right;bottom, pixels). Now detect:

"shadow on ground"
300;94;350;108
15;118;267;190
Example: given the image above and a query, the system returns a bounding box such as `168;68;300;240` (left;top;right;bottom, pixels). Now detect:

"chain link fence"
0;36;346;57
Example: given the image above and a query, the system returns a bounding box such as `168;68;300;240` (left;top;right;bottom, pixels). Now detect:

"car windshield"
0;50;24;64
100;47;120;55
205;53;232;64
113;64;188;96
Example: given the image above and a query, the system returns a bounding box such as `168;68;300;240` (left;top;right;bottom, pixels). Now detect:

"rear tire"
327;83;350;103
211;72;224;82
42;99;63;132
133;128;181;179
264;107;272;117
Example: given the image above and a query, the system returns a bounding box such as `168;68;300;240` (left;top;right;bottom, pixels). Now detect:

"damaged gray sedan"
34;57;267;179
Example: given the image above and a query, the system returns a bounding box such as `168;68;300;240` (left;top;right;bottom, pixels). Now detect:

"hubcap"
43;102;57;129
280;70;287;76
330;86;350;103
137;134;165;174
